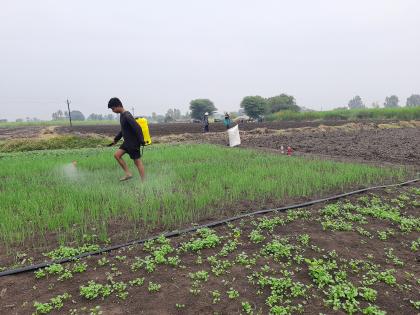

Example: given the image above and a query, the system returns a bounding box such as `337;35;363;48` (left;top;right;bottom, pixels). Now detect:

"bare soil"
54;120;404;137
0;126;45;140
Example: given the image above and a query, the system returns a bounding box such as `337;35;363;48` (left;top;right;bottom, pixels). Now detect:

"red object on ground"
287;146;293;156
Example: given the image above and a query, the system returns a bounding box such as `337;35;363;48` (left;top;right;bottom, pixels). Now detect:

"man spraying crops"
107;97;146;181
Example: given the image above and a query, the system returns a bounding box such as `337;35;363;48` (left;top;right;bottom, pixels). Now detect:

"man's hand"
107;141;116;147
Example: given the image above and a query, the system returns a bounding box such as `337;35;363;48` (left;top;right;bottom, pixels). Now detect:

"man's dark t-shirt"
114;111;144;149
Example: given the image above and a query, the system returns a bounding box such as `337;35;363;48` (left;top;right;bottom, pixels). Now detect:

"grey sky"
1;0;419;120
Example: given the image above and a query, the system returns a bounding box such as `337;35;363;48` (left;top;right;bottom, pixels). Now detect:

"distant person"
203;112;209;133
107;97;146;182
224;113;231;130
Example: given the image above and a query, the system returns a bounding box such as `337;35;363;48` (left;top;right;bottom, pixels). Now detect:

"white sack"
227;125;241;147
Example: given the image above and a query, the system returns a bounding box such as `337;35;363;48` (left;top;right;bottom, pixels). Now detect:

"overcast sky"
1;0;419;120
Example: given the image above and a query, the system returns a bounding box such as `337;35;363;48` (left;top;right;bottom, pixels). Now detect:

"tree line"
52;110;116;121
47;92;420;123
188;94;298;120
348;94;420;109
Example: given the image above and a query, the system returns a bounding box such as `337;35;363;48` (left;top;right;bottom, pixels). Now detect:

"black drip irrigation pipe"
1;178;419;278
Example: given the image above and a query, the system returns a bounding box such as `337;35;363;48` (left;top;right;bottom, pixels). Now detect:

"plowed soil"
53;121;420;166
209;125;420;166
55;120;401;137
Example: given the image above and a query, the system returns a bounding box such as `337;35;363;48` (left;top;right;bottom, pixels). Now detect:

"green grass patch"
0;144;406;246
266;106;420;121
0;135;111;153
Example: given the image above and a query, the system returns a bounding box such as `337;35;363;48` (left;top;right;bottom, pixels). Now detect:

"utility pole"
67;99;72;127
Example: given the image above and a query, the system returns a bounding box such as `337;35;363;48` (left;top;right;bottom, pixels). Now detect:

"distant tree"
266;94;299;113
333;106;349;110
164;109;175;122
105;114;116;120
25;117;40;122
156;114;165;123
52;110;65;120
151;112;158;122
348;96;365;109
173;109;181;120
87;113;103;120
164;108;183;122
371;102;380;109
406;94;420;107
69;110;85;121
189;99;217;119
15;118;23;122
240;96;267;119
384;95;399;108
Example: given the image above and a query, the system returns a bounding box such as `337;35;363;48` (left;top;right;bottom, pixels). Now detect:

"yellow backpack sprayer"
135;117;152;146
135;117;152;156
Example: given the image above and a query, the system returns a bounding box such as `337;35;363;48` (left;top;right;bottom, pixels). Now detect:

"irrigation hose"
1;178;419;278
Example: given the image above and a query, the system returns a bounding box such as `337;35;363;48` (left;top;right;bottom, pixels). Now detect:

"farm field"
0;121;419;315
2;120;419;164
0;144;404;259
0;182;419;314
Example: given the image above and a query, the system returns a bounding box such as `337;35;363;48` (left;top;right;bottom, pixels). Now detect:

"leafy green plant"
112;281;128;300
297;234;310;246
210;290;221;304
97;257;110;266
385;248;404;267
249;229;265;243
44;244;100;260
181;228;221;252
411;238;420;251
148;281;161;293
227;288;239;299
129;277;145;286
72;261;88;273
33;293;71;314
241;301;253;314
80;281;112;300
189;270;209;282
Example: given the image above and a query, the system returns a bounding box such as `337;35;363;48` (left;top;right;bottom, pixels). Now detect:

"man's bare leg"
133;159;145;181
114;149;132;178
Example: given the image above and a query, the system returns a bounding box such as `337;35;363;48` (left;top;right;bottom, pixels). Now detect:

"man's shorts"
120;143;141;160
